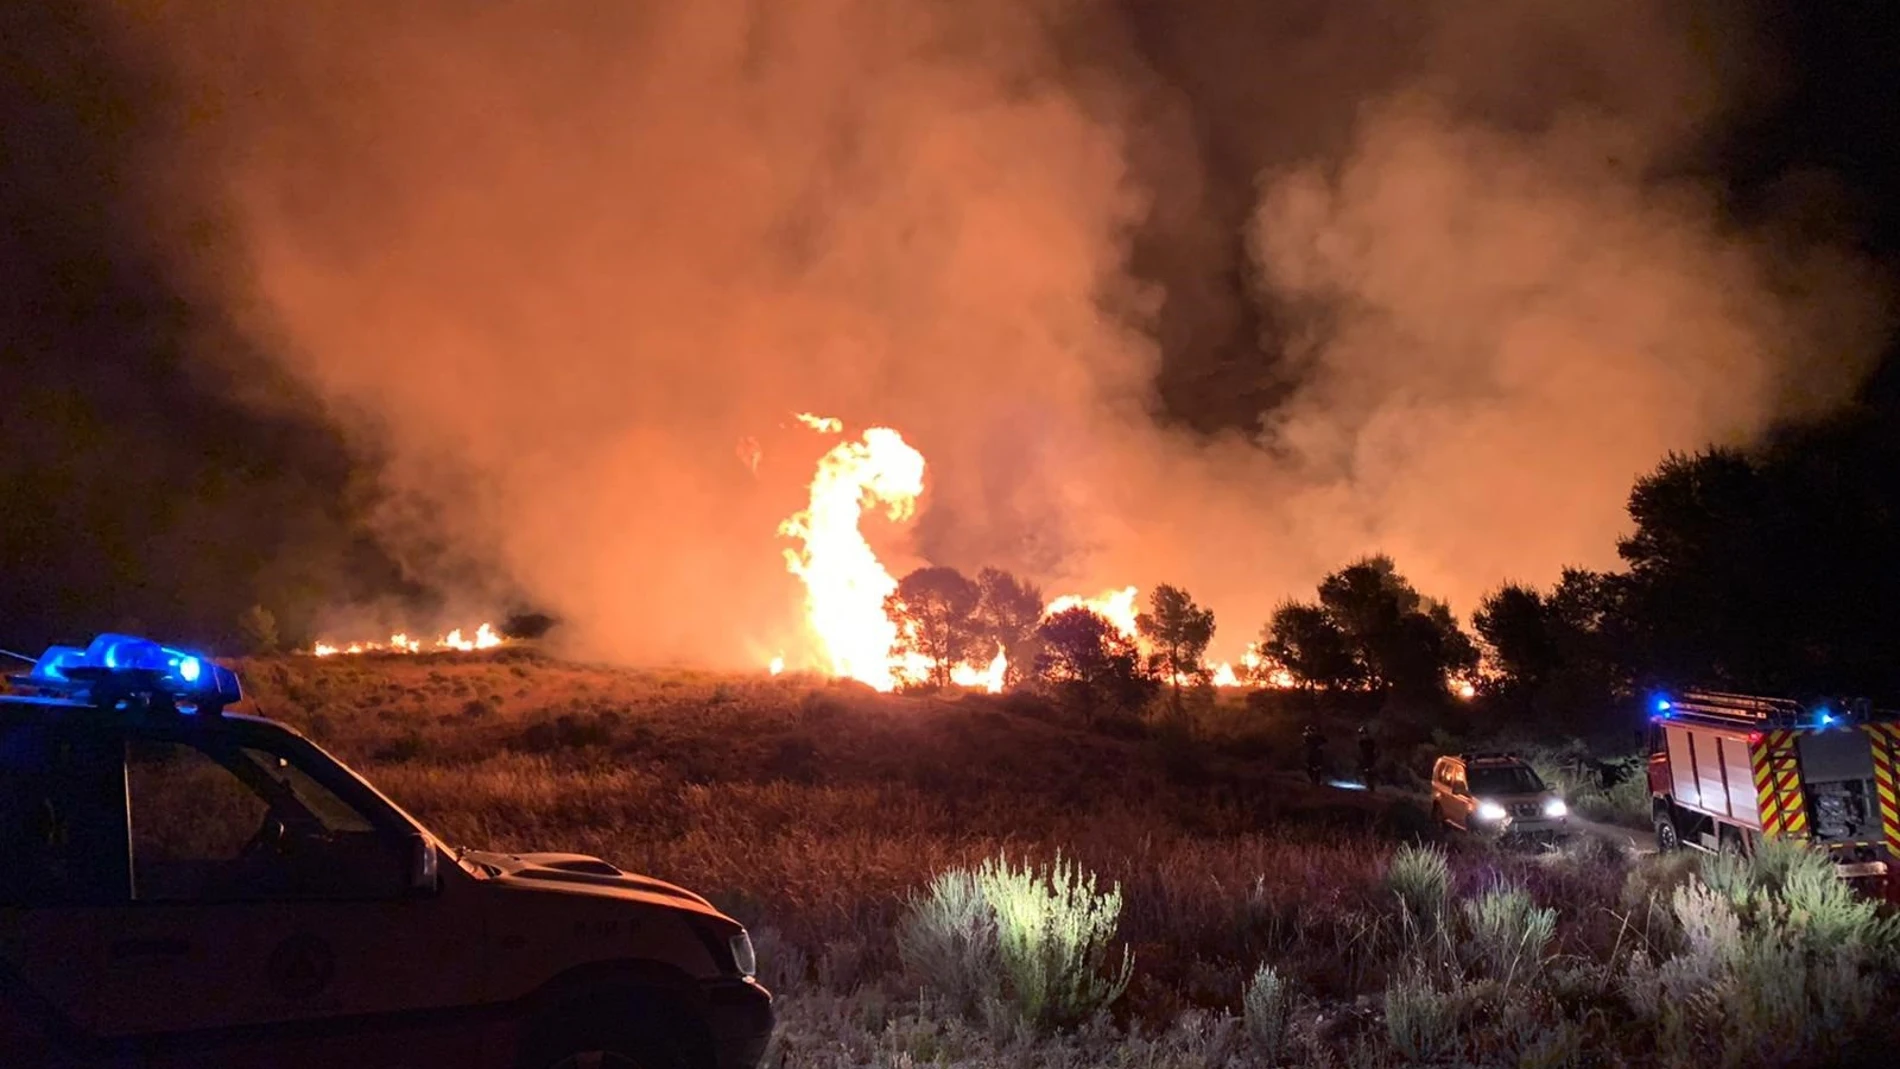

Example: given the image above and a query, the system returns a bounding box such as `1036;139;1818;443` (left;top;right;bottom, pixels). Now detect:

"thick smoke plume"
133;0;1885;664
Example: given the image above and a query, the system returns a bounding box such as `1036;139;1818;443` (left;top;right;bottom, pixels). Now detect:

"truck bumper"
1497;819;1569;842
701;977;774;1069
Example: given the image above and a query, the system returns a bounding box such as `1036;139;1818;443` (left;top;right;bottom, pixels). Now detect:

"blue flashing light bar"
11;633;241;713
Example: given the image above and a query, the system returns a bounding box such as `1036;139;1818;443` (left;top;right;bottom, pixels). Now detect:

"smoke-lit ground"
115;0;1887;666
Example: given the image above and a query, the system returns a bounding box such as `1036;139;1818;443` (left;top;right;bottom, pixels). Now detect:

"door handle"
110;937;190;960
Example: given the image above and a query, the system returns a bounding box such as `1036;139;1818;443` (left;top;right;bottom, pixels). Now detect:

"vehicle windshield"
1468;765;1546;795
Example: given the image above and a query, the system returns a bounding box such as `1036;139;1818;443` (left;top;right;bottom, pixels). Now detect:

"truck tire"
1654;813;1681;853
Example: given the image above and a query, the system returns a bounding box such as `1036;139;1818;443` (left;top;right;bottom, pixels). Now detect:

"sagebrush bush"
899;853;1133;1033
1385;843;1450;929
1384;971;1460;1062
898;866;997;1017
977;853;1134;1031
1460;882;1556;989
1242;963;1293;1061
1622;841;1900;1067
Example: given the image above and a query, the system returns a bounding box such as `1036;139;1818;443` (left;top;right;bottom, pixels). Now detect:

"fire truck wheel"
1654;815;1681;853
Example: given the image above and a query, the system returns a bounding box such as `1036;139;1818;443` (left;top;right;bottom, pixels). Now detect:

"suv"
0;634;773;1069
1431;752;1570;842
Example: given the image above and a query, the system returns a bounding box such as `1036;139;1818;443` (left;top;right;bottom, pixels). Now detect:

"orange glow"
1043;587;1139;640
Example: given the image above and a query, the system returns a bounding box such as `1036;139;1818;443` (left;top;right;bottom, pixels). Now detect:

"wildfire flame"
793;412;843;434
1043;587;1139;640
310;623;503;657
775;417;1302;694
777;417;925;691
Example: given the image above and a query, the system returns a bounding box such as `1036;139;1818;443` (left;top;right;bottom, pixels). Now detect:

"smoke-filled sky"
4;1;1896;663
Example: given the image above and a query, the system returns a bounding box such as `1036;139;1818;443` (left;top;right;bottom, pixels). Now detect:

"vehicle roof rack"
1460;751;1522;764
1658;689;1895;730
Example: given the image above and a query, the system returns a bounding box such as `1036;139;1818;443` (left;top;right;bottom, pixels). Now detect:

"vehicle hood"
461;850;723;916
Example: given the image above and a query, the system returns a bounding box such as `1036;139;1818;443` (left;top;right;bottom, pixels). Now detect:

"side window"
126;736;407;902
0;723;128;906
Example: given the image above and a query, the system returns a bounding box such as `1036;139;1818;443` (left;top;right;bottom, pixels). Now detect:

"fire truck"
1647;689;1900;893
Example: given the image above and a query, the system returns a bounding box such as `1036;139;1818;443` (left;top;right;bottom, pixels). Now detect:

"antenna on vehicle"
0;648;38;665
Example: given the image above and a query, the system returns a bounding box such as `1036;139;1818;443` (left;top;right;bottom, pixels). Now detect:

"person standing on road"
1357;725;1378;790
1302;724;1325;784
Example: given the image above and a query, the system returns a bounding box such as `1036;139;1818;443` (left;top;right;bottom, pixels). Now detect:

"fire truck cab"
1647;689;1899;892
0;634;773;1069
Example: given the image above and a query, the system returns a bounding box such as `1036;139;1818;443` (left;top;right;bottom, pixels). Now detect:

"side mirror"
408;834;440;896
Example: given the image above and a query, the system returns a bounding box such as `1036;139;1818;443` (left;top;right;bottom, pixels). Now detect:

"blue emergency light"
8;633;241;714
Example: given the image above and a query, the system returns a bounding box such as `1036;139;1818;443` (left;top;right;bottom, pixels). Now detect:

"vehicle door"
91;724;495;1068
1447;765;1473;829
0;715;139;1068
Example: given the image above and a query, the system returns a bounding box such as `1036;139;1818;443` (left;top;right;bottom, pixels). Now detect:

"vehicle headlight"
728;930;757;978
1543;798;1568;819
1475;801;1508;822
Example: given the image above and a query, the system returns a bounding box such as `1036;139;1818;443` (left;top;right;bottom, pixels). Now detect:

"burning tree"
975;567;1044;689
1135;584;1215;713
886;566;986;689
1034;607;1156;723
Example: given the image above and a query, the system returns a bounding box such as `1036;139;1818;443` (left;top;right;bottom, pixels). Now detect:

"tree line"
891;407;1900;733
884;553;1483;720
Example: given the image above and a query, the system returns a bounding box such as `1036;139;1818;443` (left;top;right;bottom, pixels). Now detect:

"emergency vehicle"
1647;688;1899;893
0;634;773;1068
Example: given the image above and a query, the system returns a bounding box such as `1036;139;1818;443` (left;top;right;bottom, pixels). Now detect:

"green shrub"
1385;843;1451;930
1622;842;1900;1067
899;853;1133;1033
898;866;998;1017
1384;972;1460;1062
978;852;1134;1031
1460;883;1556;990
1242;963;1293;1061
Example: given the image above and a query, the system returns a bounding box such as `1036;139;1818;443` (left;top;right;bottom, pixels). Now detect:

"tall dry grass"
230;653;1898;1065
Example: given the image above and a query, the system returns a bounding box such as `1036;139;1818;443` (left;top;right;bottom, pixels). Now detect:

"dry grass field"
233;649;1897;1068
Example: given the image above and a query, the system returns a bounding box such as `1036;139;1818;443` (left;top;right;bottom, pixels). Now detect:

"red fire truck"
1647;689;1899;894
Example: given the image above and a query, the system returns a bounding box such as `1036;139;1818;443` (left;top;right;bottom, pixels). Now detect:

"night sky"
2;1;1896;657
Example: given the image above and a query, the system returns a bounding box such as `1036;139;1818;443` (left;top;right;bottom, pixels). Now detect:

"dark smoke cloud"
127;0;1886;664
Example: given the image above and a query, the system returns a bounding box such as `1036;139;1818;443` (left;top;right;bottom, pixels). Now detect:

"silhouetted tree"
1608;424;1900;700
1035;607;1155;722
1474;584;1556;692
1137;584;1215;713
1307;556;1476;698
1261;601;1362;691
886;567;984;688
975;567;1045;688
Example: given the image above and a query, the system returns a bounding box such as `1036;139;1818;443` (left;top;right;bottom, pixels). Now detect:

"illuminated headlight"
1544;798;1568;819
1475;801;1508;822
728;931;757;978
